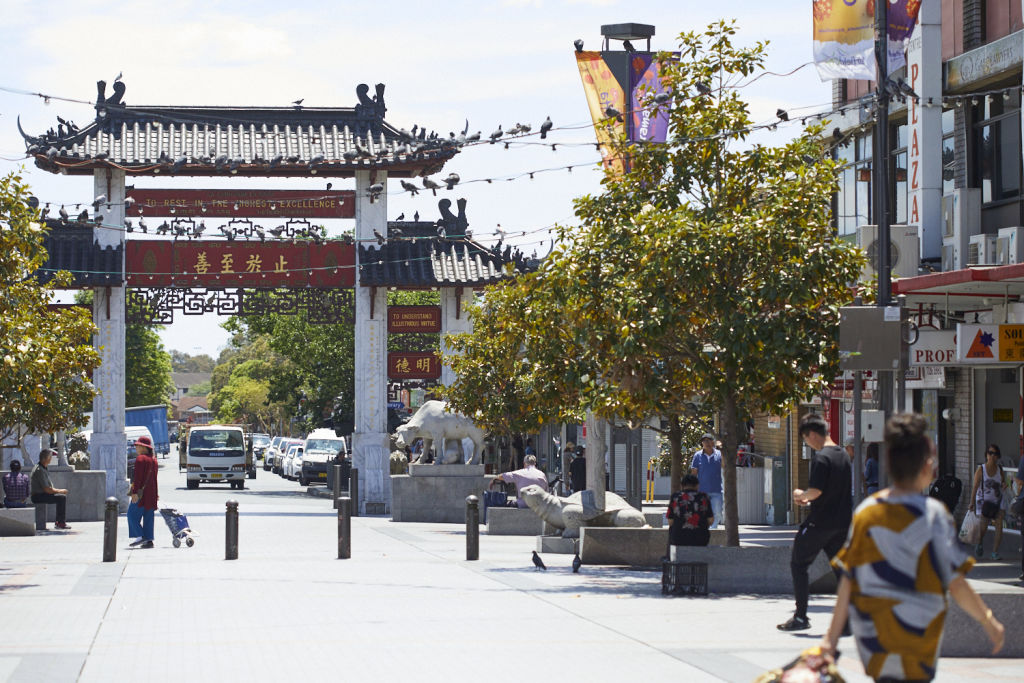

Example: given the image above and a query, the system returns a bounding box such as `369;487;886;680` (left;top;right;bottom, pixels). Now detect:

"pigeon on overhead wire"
124;196;136;210
776;108;789;122
92;194;106;210
76;209;89;223
654;92;671;105
539;116;553;139
373;229;386;245
422;177;441;196
124;219;133;233
139;217;148;233
58;205;69;223
508;123;523;136
194;221;206;237
269;225;285;238
532;551;547;571
368;183;384;202
466;131;481;143
572;553;582;573
604;105;622;121
443;173;460;190
156;221;170;235
172;156;187;173
400;180;419;196
489;125;503;144
695;81;712;96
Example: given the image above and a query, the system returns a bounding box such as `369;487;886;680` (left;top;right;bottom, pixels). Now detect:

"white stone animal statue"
519;485;647;538
394;401;486;465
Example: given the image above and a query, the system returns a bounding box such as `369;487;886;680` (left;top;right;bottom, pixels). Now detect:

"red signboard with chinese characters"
125;189;355;218
126;240;355;287
388;306;442;333
388;352;441;380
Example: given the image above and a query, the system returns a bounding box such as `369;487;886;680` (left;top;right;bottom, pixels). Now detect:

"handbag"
980;500;1000;520
959;509;982;545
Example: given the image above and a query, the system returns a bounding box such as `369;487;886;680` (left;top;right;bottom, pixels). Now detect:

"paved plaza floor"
1;461;1021;682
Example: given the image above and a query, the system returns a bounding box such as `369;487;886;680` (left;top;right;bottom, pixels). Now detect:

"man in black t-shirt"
777;413;852;632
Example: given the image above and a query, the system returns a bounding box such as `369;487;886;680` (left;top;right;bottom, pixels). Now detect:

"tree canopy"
0;172;100;443
443;22;863;546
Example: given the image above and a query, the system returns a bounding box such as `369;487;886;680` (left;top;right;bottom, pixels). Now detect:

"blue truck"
126;405;171;457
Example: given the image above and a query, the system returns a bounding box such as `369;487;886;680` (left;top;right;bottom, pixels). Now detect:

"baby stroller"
159;506;196;548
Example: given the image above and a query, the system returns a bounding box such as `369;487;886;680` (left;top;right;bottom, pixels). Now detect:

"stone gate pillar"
439;287;472;387
353;170;390;514
90;168;129;508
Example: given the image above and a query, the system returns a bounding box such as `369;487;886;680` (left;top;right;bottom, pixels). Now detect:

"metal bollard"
102;497;118;562
337;496;351;559
349;467;359;517
465;495;479;561
225;499;239;560
332;463;342;509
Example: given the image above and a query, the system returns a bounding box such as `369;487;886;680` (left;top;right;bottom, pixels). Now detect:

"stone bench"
0;507;37;536
579;528;836;595
941;580;1024;658
579;527;727;567
486;507;544;535
0;469;105;522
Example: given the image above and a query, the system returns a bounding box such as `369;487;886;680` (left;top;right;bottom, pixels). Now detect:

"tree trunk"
667;414;683;495
721;394;741;547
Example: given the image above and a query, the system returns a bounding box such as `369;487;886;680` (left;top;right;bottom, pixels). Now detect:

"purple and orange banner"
575;51;626;175
812;0;922;81
628;53;671;144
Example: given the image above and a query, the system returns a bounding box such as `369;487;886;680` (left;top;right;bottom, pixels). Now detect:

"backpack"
928;473;962;514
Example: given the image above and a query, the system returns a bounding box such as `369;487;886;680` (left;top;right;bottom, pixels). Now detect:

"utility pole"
874;0;894;486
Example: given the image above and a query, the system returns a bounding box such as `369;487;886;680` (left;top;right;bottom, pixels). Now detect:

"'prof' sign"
911;330;956;366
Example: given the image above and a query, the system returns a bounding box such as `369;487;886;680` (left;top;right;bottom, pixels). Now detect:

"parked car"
264;436;284;471
299;428;348;486
251;433;271;461
281;444;303;480
273;438;302;474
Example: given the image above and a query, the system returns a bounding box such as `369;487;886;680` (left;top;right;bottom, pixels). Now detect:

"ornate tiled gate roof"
20;80;456;178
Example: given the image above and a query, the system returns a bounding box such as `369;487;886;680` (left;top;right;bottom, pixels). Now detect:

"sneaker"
55;522;72;530
139;541;154;549
975;543;984;557
777;615;811;631
989;552;1001;561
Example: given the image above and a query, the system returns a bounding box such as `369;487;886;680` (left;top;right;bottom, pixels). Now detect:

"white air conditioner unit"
941;188;981;270
997;227;1024;264
968;233;998;265
857;224;920;281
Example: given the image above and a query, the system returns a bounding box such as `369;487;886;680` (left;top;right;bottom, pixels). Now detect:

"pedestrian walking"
689;433;723;529
822;413;1004;680
128;436;159;549
777;413;851;632
969;443;1006;560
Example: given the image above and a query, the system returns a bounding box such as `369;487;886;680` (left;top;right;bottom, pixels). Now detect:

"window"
974;91;1022;203
942;109;955;196
834;132;872;236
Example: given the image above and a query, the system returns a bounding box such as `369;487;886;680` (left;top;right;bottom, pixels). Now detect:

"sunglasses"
986;450;998;456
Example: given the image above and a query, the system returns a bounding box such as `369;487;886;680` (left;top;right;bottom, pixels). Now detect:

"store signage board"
388;352;441;380
956;324;1024;363
125;189;355;218
910;330;956;366
388;306;441;333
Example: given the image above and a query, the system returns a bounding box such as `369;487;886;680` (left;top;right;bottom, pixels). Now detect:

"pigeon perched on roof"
532;551;547;571
400;180;419;196
139;218;148;233
172;156;187;173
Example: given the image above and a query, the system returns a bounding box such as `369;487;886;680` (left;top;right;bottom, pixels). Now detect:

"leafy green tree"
74;290;174;407
170;350;215;373
0;172;100;446
442;275;585;458
551;22;864;545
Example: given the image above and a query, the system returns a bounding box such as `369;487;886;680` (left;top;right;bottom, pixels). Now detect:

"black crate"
661;561;708;596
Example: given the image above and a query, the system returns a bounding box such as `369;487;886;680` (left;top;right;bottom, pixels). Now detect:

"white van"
299;428;348;486
185;424;248;490
125;426;154;480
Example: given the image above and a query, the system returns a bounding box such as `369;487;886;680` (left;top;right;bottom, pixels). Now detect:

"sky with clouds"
0;0;831;358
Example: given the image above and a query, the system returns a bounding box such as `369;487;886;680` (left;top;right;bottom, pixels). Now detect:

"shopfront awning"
893;264;1024;313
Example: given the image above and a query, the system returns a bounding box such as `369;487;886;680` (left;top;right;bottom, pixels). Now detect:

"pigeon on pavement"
532;551;547;571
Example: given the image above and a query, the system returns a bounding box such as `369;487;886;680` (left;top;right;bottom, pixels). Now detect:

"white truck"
184;424;250;490
299;428;348;486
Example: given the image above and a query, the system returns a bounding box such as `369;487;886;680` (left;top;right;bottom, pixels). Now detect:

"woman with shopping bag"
969;444;1006;560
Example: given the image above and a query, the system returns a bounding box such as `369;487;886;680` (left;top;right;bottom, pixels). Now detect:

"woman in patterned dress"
821;413;1003;682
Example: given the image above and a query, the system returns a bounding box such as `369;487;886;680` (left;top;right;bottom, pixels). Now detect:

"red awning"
892;264;1024;312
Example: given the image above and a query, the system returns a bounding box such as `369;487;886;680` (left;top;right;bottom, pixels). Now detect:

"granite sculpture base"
391;465;494;523
0;468;105;522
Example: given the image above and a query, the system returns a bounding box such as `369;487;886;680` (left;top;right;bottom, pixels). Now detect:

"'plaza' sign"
388;306;441;333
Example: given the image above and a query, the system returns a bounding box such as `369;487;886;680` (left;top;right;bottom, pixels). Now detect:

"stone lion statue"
394;400;486;465
519;485;647;538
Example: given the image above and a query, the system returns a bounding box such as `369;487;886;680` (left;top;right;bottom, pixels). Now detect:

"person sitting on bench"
667;474;714;546
3;459;30;507
30;449;71;530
